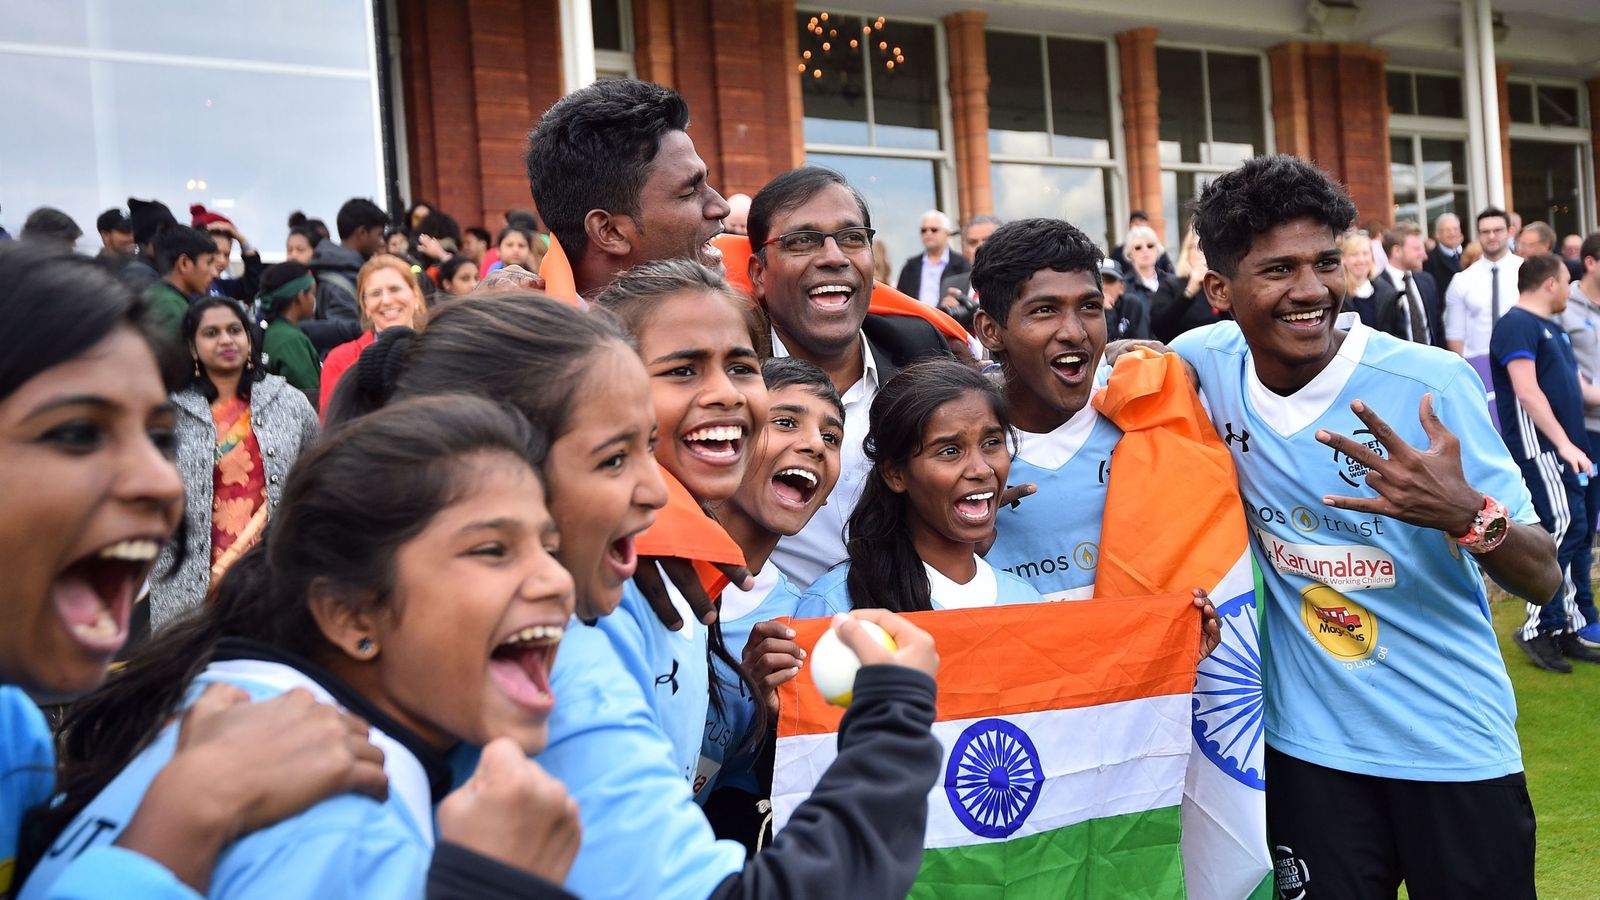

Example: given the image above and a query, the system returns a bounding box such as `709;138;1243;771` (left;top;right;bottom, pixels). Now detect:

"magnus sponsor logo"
1253;527;1396;591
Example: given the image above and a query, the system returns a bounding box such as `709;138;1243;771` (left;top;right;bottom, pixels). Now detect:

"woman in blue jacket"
21;394;582;899
331;289;948;900
799;359;1047;617
0;242;388;898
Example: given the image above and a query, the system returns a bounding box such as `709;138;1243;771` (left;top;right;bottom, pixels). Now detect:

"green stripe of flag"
911;806;1185;900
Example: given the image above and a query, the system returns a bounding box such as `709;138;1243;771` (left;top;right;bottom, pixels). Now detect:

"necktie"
1490;264;1501;321
1403;273;1428;344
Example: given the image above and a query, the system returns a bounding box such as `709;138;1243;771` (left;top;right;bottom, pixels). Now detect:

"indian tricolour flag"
773;595;1200;897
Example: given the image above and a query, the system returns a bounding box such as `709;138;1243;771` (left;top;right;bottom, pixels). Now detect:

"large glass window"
799;12;940;151
1508;80;1581;128
1511;140;1585;238
985;31;1116;248
0;0;384;258
1390;136;1469;232
1156;46;1266;246
798;11;948;267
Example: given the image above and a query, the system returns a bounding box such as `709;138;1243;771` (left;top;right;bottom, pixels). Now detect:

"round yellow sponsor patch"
1300;583;1379;660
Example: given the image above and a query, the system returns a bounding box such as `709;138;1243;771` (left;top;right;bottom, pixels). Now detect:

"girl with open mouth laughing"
330;286;947;900
1;242;389;898
797;358;1048;616
22;395;583;899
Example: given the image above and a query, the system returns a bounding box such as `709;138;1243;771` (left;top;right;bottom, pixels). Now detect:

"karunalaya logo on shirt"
1253;528;1396;591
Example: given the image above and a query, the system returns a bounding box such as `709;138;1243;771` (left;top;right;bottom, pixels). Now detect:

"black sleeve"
1147;275;1200;343
239;248;264;299
1125;295;1153;341
301;317;363;357
426;841;578;900
708;665;940;900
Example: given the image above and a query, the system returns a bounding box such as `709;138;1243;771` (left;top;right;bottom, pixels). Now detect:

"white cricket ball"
810;617;897;706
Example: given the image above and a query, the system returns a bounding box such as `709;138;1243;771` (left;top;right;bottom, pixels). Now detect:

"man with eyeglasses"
1444;207;1523;359
749;167;953;587
895;210;969;308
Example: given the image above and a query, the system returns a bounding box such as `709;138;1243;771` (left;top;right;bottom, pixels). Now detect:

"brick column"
1496;62;1513;210
944;10;991;220
1117;28;1162;238
1266;43;1310;160
1270;41;1391;225
632;0;675;87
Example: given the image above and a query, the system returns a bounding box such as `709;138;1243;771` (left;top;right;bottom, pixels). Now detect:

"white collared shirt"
918;247;950;306
1383;266;1430;343
1444;254;1522;358
769;330;880;588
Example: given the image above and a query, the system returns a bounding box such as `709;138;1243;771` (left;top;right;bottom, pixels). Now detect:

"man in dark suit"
895;210;969;306
938;214;1002;330
1424;212;1464;295
749;167;952;587
1379;222;1446;347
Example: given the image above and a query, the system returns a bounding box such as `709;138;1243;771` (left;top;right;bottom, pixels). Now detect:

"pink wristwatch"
1455;495;1509;554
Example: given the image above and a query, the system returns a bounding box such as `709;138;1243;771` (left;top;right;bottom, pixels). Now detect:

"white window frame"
592;0;635;79
1387;67;1477;224
797;7;959;221
983;27;1127;235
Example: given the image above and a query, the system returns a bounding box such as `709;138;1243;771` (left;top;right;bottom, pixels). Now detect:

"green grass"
1399;596;1599;900
1491;595;1600;900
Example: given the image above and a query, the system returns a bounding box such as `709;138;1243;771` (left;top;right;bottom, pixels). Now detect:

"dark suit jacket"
1348;277;1401;333
895;251;969;301
860;311;955;380
1366;271;1445;347
1424;245;1463;295
1133;271;1224;343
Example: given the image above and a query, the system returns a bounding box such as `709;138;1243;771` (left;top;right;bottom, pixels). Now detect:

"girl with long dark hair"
150;298;318;630
329;286;945;900
21;395;583;898
0;240;385;898
797;358;1046;615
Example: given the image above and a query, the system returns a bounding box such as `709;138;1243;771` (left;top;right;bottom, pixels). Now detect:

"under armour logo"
656;659;680;695
1224;423;1251;453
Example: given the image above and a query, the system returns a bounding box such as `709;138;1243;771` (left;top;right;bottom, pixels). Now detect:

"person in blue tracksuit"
330;279;947;900
0;241;391;900
22;396;582;900
796;358;1047;617
696;358;845;835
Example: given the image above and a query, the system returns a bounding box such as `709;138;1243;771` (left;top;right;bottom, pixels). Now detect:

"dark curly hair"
1191;155;1357;278
970;217;1103;325
525;80;690;261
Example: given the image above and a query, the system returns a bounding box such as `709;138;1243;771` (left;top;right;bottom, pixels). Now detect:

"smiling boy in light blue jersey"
970;219;1124;600
698;359;844;809
1167;154;1559;899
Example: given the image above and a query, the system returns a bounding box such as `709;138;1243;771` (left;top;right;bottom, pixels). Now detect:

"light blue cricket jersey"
1171;320;1537;781
3;686;55;893
22;646;447;900
795;557;1046;617
987;404;1123;600
4;685;203;900
536;623;746;900
696;563;801;800
595;572;710;784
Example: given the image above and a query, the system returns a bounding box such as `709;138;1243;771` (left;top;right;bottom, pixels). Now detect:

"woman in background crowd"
319;255;427;414
150;298;318;630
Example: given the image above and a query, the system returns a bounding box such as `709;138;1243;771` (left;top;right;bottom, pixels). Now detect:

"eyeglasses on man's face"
921;226;947;234
762;227;877;255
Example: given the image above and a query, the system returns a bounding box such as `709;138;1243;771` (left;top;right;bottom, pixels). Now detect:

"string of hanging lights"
797;13;904;80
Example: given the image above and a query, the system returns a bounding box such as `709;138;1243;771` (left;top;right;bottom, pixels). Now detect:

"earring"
357;637;376;657
192;358;201;378
246;357;254;372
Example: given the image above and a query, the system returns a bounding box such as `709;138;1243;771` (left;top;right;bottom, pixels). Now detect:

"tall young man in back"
1490;253;1600;671
1170;154;1556;899
525;79;729;299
